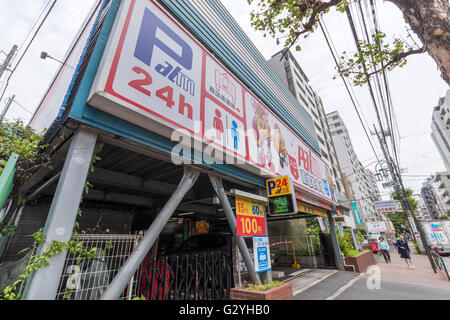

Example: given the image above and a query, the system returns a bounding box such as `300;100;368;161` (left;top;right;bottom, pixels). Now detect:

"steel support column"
23;128;98;300
100;167;200;300
327;212;345;271
209;175;262;285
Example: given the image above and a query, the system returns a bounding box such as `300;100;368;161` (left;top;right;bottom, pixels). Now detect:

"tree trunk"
387;0;450;84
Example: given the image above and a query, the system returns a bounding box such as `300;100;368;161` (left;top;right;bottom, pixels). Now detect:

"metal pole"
392;161;436;272
23;128;98;300
0;45;17;80
209;175;262;285
327;212;345;271
100;167;200;300
374;127;436;272
1;95;15;119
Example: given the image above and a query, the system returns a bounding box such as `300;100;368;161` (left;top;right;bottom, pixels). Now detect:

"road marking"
289;269;311;277
292;270;338;296
325;274;363;300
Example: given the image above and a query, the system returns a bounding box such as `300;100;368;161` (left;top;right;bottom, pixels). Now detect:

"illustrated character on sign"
213;109;224;141
251;99;275;170
272;124;289;169
231;120;240;150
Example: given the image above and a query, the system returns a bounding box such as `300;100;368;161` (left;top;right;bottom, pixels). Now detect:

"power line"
0;0;58;103
318;19;381;166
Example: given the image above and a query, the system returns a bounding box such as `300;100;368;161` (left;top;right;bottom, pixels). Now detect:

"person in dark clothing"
397;235;415;269
392;237;398;250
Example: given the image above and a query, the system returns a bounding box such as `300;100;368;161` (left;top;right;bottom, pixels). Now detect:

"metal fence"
431;252;450;281
138;251;232;300
56;234;142;300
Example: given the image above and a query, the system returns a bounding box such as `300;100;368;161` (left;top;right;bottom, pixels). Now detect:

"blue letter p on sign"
267;181;276;197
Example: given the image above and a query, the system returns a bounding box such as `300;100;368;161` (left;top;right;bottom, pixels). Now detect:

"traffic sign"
382;181;398;189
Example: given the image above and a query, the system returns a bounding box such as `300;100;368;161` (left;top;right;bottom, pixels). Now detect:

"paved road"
293;247;450;300
334;278;450;300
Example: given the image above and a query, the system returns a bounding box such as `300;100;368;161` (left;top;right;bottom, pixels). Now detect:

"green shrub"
246;281;285;291
338;230;364;257
414;242;421;254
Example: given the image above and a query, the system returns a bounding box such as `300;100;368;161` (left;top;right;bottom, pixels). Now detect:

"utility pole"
0;95;15;119
373;126;436;272
0;45;18;80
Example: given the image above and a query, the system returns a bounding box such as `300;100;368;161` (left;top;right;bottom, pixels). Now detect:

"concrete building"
267;49;354;228
421;179;446;220
432;172;450;215
413;195;432;222
326;111;379;224
431;90;450;172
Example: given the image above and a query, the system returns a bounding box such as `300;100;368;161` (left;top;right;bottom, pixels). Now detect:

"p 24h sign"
88;0;338;206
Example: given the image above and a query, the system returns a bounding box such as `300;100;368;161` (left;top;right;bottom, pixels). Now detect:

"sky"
0;0;448;198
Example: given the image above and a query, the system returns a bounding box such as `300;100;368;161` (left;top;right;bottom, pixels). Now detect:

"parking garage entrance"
266;197;337;280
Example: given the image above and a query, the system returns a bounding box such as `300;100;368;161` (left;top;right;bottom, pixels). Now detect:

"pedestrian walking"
397;235;415;269
378;237;391;263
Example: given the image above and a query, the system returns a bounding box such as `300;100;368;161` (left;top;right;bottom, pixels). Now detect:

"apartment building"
421;179;446;220
432;172;450;215
431;90;450;172
326;111;379;224
413;195;432;222
268;49;354;227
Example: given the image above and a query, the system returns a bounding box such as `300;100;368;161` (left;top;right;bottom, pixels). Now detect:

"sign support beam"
209;174;262;285
23;128;98;300
100;166;200;300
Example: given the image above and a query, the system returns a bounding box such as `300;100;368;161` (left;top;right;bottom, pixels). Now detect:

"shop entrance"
267;213;336;280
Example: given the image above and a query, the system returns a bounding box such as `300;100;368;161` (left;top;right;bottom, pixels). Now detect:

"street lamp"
40;51;74;69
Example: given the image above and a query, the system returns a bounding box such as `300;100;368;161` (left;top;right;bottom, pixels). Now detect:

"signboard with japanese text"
268;195;296;216
88;0;338;205
253;236;271;273
297;201;328;218
235;195;266;237
267;176;297;216
374;200;403;213
366;221;388;233
351;201;362;225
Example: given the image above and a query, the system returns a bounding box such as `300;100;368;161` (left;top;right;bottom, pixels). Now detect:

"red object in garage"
370;242;379;252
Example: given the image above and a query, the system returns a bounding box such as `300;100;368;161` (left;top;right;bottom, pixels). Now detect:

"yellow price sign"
236;196;266;236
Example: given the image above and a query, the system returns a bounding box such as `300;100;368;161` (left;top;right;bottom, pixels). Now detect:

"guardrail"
430;252;450;281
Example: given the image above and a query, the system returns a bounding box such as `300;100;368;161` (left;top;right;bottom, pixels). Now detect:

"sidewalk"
361;247;450;291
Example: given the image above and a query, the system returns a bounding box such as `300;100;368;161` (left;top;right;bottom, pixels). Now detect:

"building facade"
413;195;432;222
432;172;450;215
0;0;345;300
326;111;379;224
431;90;450;172
268;49;354;228
421;179;446;220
